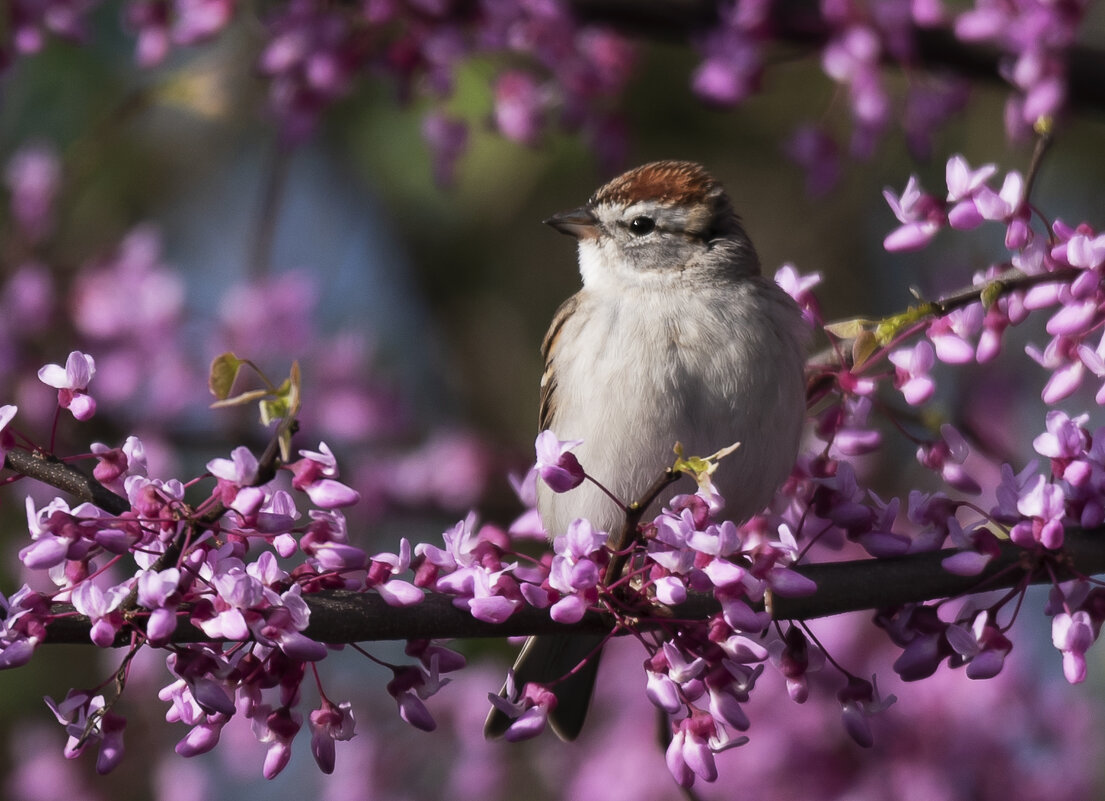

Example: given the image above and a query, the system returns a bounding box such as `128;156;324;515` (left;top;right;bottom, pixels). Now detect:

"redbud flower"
1034;410;1089;463
287;443;361;509
883;175;944;251
486;673;555;741
175;717;227;757
774;263;823;326
256;706;301;779
666;716;720;787
71;582;129;648
548;570;598;622
1062;231;1105;270
916;424;981;494
838;675;895;747
534;430;586;492
173;0;235;45
387;665;440;732
945;155;997;229
45;691;128;774
1010;475;1066;549
928;304;982;364
1052;610;1096;684
0;586;43;670
38;351;97;421
309;698;355;774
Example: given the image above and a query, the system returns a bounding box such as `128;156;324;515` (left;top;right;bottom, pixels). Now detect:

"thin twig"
808;265;1079;372
4;449;130;516
598;468;687;618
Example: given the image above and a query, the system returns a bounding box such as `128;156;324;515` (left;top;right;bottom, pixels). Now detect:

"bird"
485;160;807;741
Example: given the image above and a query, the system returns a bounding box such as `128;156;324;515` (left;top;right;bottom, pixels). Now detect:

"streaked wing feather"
539;293;580;432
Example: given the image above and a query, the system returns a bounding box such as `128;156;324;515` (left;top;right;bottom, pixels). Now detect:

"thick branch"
41;530;1105;645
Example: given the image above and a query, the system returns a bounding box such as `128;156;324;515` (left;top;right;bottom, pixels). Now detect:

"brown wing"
539;293;580;432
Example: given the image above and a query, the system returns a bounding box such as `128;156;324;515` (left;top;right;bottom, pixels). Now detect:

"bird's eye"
628;216;656;236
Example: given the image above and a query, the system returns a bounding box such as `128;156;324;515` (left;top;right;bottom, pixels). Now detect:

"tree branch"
40;530;1105;645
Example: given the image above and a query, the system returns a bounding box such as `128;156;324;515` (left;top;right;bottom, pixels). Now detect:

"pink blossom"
486;674;555;741
1052;610;1096;684
71;582;130;648
665;716;720;787
45;691;127;774
286;442;361;508
255;706;301;779
917;424;981;494
928;304;982;363
1034;411;1089;460
172;0;235;45
37;351;97;420
309;699;355;774
838;675;896;747
945;155;997;202
889;340;936;405
1011;475;1066;549
534;430;586;492
882;175;944;251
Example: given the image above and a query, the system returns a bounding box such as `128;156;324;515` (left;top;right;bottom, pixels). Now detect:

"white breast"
537;273;806;539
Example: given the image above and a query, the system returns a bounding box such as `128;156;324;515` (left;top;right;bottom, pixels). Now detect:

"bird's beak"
544;206;599;240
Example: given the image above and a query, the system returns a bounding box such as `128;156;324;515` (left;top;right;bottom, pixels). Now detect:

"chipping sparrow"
484;160;808;740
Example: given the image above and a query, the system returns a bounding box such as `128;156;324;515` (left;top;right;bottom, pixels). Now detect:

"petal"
37;363;70;389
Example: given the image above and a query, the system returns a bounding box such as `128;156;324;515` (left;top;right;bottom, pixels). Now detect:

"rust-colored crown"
590;161;721;208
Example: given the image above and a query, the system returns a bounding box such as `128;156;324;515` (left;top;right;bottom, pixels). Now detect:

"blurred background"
2;2;1105;799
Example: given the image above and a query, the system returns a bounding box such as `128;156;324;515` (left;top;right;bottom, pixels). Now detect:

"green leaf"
823;318;876;340
672;441;741;492
851;330;879;368
259;397;288;427
209;353;245;400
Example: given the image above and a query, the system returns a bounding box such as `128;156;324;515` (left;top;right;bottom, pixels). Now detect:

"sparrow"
485;160;807;740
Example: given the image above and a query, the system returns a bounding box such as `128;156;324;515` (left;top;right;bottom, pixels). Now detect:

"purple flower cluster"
0;351;483;776
689;0;1091;192
4;0;1095;187
454;435;825;785
8;136;1105;788
775;151;1105;707
450;178;1105;785
257;0;365;143
5;0;99;56
5;1;638;175
879;154;1105;409
121;0;236;67
434;391;1105;788
955;0;1089;140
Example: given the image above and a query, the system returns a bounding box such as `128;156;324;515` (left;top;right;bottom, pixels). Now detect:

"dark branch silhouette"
38;531;1105;645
